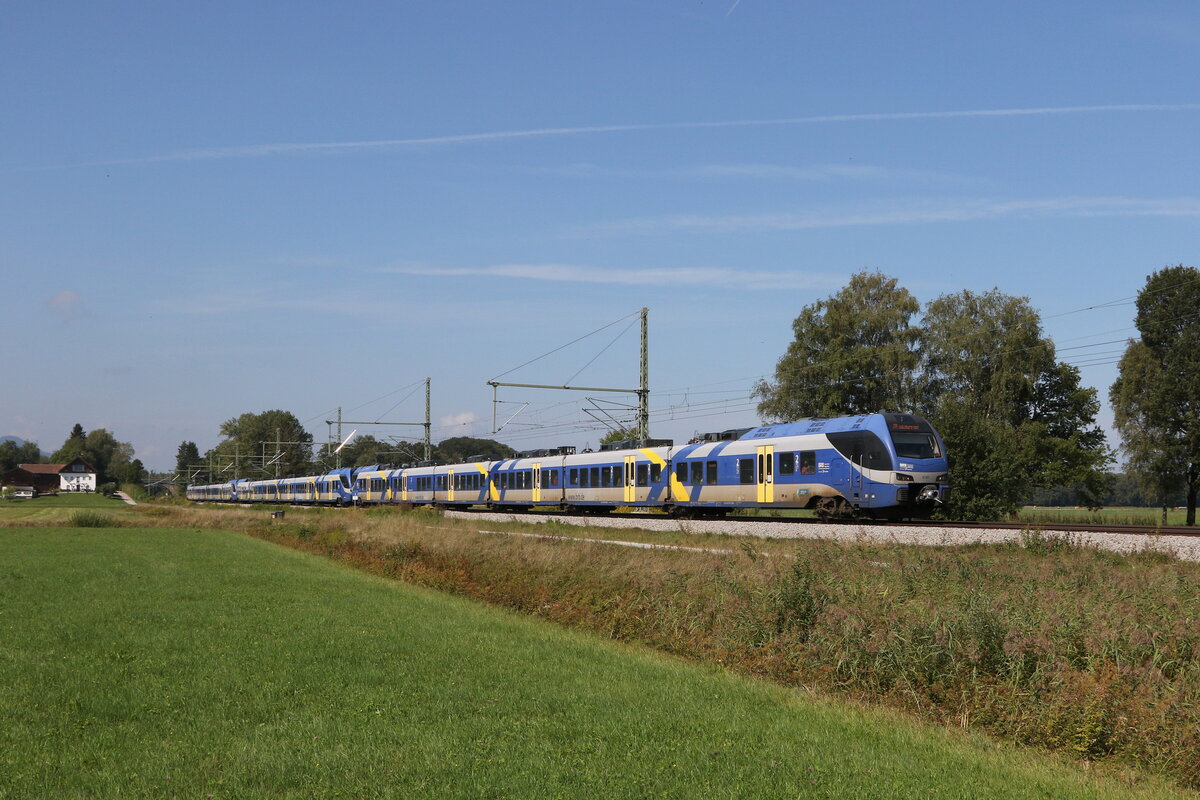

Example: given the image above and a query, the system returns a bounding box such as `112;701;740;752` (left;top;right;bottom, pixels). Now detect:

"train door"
849;443;864;503
532;462;542;503
624;455;637;503
756;445;774;503
447;470;455;502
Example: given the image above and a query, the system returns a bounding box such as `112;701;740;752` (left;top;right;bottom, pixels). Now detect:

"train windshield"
891;432;942;460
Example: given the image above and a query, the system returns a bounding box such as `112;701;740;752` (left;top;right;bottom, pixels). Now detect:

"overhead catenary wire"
489;309;643;382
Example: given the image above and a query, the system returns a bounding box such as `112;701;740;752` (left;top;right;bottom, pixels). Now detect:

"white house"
59;457;97;492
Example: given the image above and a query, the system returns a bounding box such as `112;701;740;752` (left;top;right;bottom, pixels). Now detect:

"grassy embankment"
222;503;1200;789
7;523;1192;799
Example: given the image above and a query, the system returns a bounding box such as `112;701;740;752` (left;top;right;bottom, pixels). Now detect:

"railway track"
446;506;1200;538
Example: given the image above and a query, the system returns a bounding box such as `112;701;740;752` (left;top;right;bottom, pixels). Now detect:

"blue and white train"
187;412;949;520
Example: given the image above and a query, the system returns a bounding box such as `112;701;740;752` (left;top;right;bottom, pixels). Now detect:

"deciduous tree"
920;290;1111;518
208;410;313;478
0;438;44;472
1110;265;1200;525
754;271;920;420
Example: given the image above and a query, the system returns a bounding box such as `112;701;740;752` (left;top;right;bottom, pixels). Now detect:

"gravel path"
446;510;1200;562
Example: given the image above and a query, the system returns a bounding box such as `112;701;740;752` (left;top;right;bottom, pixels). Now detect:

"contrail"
93;104;1200;166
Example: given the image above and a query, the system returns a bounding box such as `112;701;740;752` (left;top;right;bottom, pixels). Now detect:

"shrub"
69;511;123;528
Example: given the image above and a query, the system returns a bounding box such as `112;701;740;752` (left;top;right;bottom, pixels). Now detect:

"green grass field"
0;492;135;524
1;527;1188;799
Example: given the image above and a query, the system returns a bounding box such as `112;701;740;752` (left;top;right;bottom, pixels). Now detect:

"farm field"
0;492;133;524
0;526;1188;799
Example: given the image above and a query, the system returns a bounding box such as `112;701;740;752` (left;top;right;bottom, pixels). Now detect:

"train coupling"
917;485;943;505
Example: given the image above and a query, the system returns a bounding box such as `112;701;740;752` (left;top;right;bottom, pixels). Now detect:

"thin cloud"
94;104;1200;165
46;290;84;320
533;162;953;182
586;196;1200;236
380;263;830;290
441;411;480;428
152;289;399;317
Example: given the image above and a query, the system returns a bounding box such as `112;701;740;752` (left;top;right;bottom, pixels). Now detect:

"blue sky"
3;1;1197;471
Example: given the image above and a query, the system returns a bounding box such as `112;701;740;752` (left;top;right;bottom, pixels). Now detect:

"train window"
779;453;795;475
706;461;718;484
690;462;704;485
637;464;649;487
675;463;688;484
548;470;558;488
590;467;600;487
650;464;662;482
738;458;754;484
827;431;892;470
601;467;611;488
570;468;579;486
580;468;589;488
892;432;941;459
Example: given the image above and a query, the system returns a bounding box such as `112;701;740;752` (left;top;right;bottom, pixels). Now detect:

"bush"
69;511;123;528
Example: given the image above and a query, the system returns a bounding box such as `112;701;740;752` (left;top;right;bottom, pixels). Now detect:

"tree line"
754;265;1198;524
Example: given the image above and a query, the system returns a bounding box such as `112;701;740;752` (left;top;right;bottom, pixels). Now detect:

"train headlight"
895;473;914;482
936;474;947;483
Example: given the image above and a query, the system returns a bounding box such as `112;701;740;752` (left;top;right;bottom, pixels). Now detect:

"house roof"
19;463;65;475
16;457;96;475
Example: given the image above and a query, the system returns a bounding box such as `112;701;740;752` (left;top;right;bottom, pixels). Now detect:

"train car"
430;460;493;507
353;465;393;505
668;412;947;519
488;451;567;510
313;468;354;505
402;463;439;506
186;481;237;502
562;441;673;511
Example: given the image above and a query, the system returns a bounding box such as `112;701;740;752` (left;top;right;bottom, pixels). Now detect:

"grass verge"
0;526;1190;799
